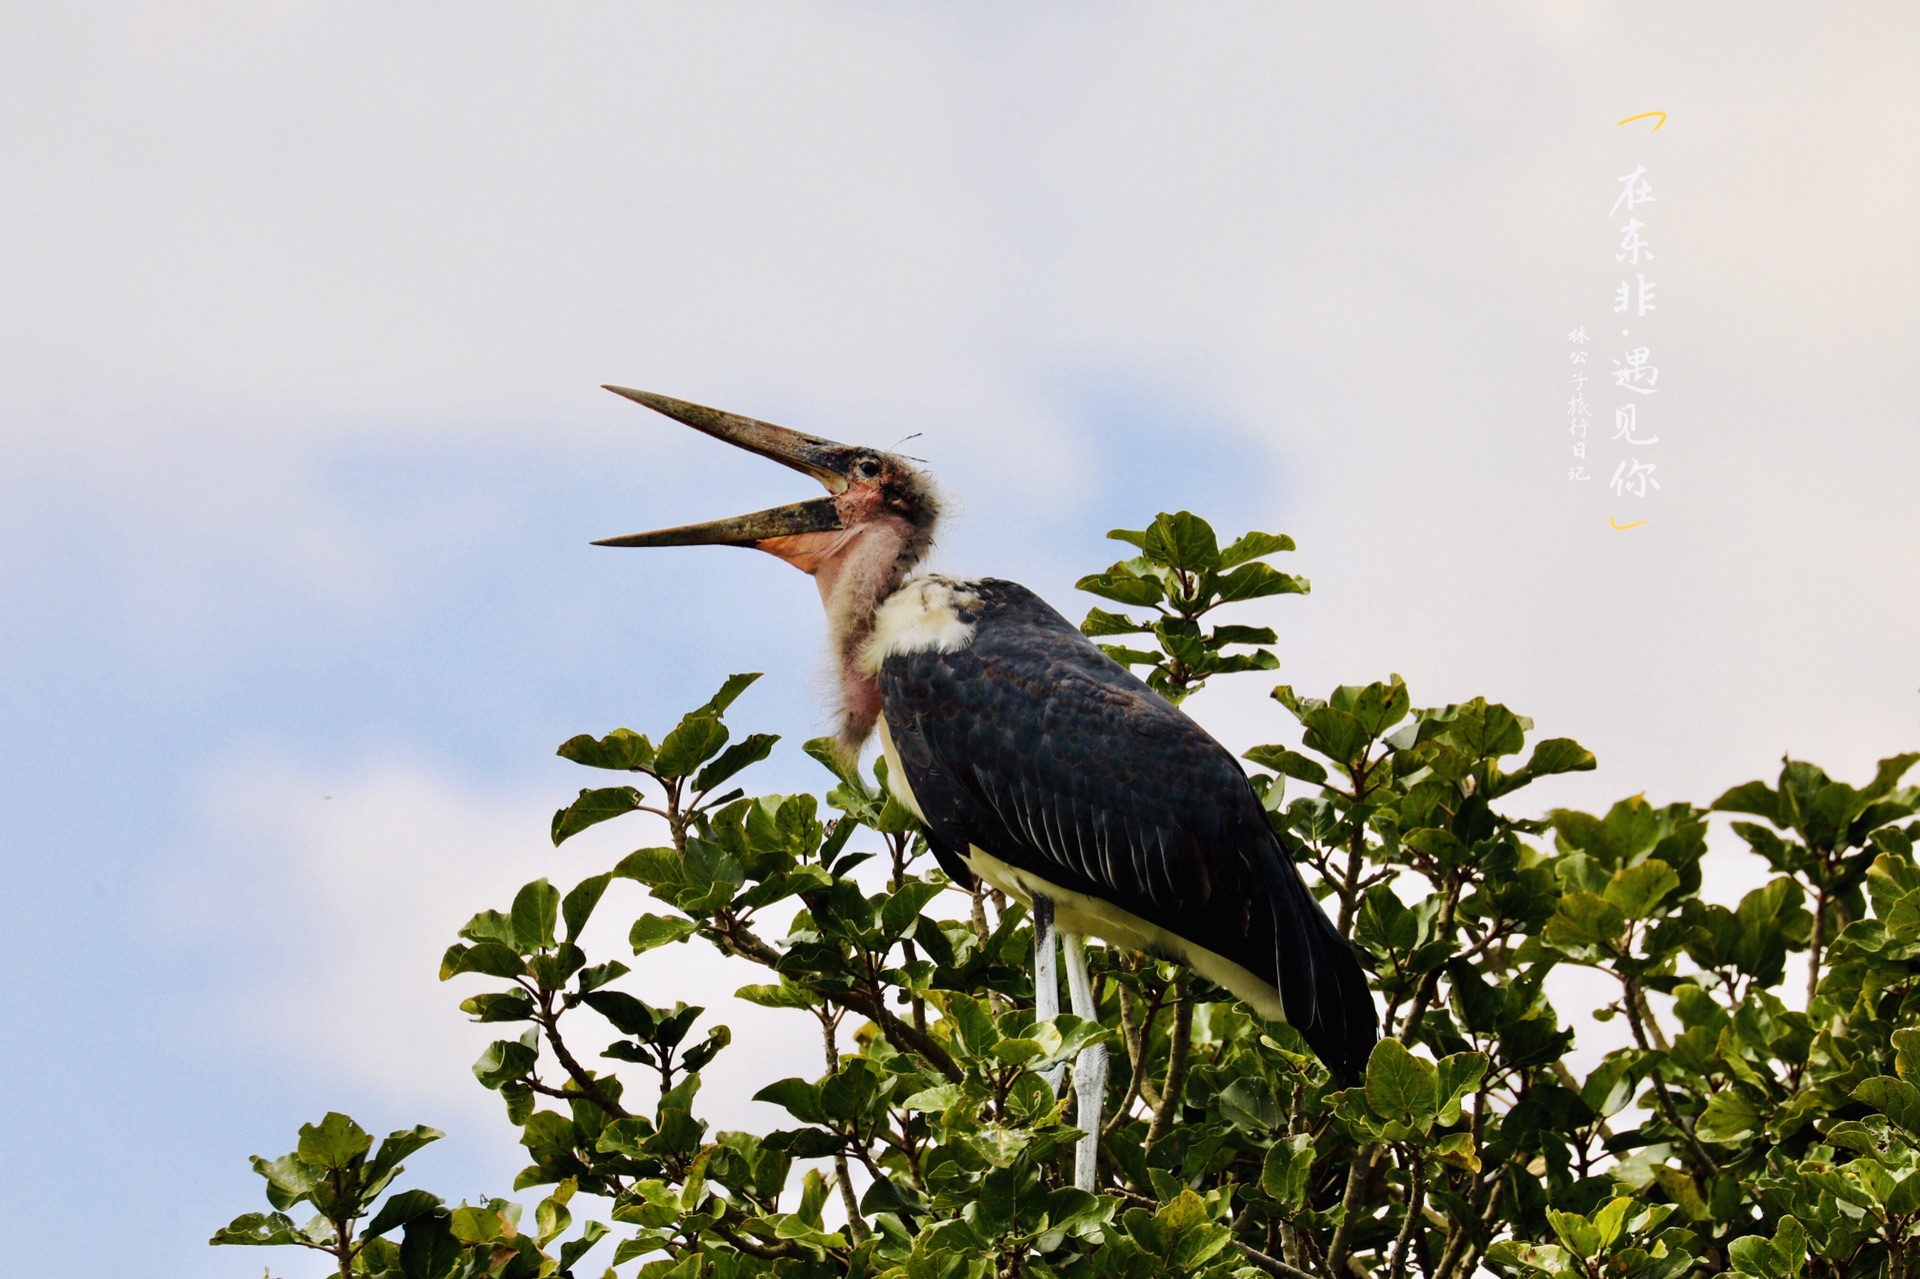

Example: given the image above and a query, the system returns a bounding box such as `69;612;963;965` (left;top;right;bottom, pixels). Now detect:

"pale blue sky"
3;5;1917;1275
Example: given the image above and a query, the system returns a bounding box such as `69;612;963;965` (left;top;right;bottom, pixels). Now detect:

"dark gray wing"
877;578;1376;1080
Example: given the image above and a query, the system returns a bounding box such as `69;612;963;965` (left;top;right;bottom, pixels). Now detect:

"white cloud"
166;751;833;1141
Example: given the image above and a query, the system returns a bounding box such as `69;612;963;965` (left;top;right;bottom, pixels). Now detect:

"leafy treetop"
216;511;1920;1279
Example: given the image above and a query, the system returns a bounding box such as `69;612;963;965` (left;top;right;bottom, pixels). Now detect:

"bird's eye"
857;458;881;479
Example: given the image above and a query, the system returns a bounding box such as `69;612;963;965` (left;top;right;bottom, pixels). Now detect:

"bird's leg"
1061;931;1108;1193
1032;893;1066;1094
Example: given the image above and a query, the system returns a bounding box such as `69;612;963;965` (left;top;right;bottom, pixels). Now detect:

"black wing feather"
877;578;1378;1080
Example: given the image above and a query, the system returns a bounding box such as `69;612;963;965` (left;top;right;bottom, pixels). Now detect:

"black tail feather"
1269;865;1379;1085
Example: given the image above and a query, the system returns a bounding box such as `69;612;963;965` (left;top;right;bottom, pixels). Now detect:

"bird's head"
595;386;941;747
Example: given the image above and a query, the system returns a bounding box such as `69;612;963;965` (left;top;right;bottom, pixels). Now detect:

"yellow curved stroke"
1617;111;1667;131
1609;516;1649;531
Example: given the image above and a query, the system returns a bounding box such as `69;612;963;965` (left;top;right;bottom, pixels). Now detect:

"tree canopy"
216;512;1920;1279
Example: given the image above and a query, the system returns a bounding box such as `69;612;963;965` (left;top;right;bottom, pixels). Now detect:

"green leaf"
581;990;670;1040
946;993;1001;1057
1432;1132;1481;1172
1260;1134;1315;1207
1543;892;1627;958
364;1189;443;1240
298;1112;372;1172
629;913;698;955
576;959;629;995
1434;1052;1488;1124
561;873;613;943
1713;779;1782;825
736;981;815;1010
1894;1027;1920;1079
754;1078;827;1125
1364;1039;1438;1126
820;1058;882;1122
1075;565;1165;608
1172;1223;1233;1270
535;1183;573;1246
802;735;869;796
1486;1240;1573;1274
1604;859;1680;919
1212;561;1309;604
460;991;534;1023
694;732;778;794
699;672;763;715
399;1212;464;1279
556;728;656;772
364;1126;443;1199
249;1153;319;1210
880;880;944;940
1141;511;1220;572
1331;677;1411;737
510;879;560;952
681;1025;731;1074
1591;1197;1631;1251
210;1211;302;1247
655;714;730;779
991;1037;1044;1067
439;942;527;981
1547;1207;1602;1260
1854;1076;1920;1134
1207;623;1278;648
1244;745;1328;785
1098;643;1163;668
472;1034;538;1090
1729;1216;1808;1278
1081;606;1148;637
903;1083;963;1112
558;1220;610;1273
1218;529;1295;568
551;786;644;845
456;908;516;947
1521;738;1598;780
1696;1089;1766;1143
447;1203;513;1245
1300;706;1370;766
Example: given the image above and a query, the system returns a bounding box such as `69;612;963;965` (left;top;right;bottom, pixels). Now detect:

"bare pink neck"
820;517;916;749
757;516;920;753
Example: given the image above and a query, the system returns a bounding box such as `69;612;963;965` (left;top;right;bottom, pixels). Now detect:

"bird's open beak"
592;387;859;548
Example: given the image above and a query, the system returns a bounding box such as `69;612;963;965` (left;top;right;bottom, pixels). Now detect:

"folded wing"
875;578;1378;1080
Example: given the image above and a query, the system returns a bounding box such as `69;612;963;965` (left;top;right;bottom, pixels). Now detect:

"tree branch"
1389;1147;1426;1279
1144;978;1193;1153
1106;979;1168;1138
1326;1145;1382;1278
536;1001;630;1120
708;909;964;1081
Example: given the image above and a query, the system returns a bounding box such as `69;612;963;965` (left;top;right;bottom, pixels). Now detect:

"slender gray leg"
1062;931;1108;1192
1032;894;1065;1093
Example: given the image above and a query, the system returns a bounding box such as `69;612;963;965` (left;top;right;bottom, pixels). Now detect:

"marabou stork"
596;388;1377;1189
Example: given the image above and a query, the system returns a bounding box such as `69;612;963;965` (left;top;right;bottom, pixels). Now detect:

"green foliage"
1077;511;1304;703
210;1114;600;1277
216;511;1920;1279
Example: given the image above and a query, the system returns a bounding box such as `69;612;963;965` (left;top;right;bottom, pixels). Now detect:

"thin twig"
1326;1145;1382;1278
1105;979;1169;1138
818;1009;868;1243
537;1000;630;1119
1144;978;1193;1153
1389;1148;1427;1279
708;908;964;1081
1621;975;1719;1176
